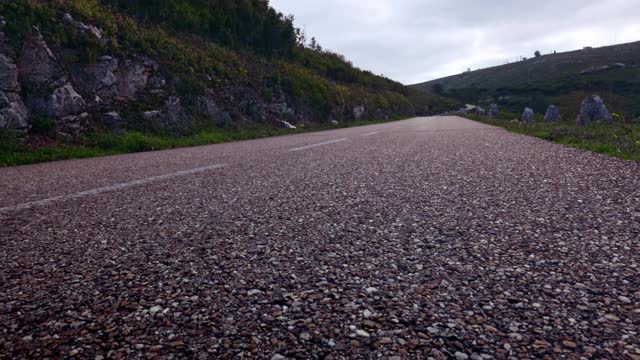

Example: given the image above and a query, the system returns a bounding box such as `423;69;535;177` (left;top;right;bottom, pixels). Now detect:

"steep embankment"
411;42;640;119
0;0;454;149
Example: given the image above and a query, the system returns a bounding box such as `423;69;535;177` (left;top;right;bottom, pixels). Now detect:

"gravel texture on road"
1;116;639;359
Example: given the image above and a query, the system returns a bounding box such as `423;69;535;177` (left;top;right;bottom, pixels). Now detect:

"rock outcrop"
544;105;560;122
63;13;104;41
143;96;188;128
522;107;534;123
489;104;499;119
4;22;160;137
267;101;295;119
196;90;233;127
276;120;296;129
0;54;19;91
0;19;29;131
0;91;30;130
70;57;118;100
46;83;86;117
18;28;68;91
18;27;86;138
576;95;612;126
162;96;187;126
0;12;410;141
71;56;157;103
58;112;89;139
142;110;162;123
100;111;123;131
580;63;627;75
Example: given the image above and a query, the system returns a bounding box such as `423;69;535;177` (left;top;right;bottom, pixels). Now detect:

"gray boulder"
544;105;560;122
0;90;30;130
0;29;30;131
70;57;151;102
27;83;86;118
115;60;150;99
196;92;220;115
580;63;626;75
77;22;103;40
196;91;232;126
63;13;74;24
70;57;119;97
0;54;19;91
276;120;296;129
142;97;187;127
18;27;86;136
57;112;89;141
0;35;10;58
0;21;12;57
47;83;86;117
149;75;166;89
353;105;365;120
489;104;499;119
268;101;295;118
63;13;104;41
18;27;67;91
162;96;187;126
580;67;595;75
522;107;534;123
100;111;123;131
576;95;612;125
143;110;162;122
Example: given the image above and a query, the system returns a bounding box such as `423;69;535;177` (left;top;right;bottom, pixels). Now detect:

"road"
1;116;639;359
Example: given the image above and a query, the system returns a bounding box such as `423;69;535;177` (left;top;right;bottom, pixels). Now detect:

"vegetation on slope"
2;0;415;122
407;89;463;116
0;0;455;165
420;42;640;162
0;116;408;167
466;112;640;162
107;0;300;57
412;42;640;119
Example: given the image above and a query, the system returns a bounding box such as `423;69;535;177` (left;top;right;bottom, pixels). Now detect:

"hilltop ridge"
411;41;640;118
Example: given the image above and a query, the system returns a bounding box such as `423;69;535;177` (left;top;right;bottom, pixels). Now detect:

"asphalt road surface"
1;116;639;359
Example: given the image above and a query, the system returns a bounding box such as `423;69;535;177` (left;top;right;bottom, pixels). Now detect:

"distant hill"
411;42;640;119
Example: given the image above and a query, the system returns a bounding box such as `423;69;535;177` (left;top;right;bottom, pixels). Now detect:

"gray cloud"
269;0;640;84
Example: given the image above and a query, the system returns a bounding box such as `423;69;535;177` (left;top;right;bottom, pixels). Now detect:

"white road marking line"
288;138;347;152
362;131;384;136
0;164;226;214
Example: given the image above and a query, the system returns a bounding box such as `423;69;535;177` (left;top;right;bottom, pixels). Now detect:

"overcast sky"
270;0;640;85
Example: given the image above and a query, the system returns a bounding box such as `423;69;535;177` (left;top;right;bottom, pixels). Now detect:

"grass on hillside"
467;112;640;161
3;0;416;124
0;117;408;167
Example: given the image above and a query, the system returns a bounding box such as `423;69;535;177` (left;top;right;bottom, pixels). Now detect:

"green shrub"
31;116;56;136
121;132;167;153
0;130;24;153
88;132;121;150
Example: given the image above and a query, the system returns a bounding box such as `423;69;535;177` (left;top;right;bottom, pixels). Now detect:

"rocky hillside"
0;0;447;141
411;41;640;119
